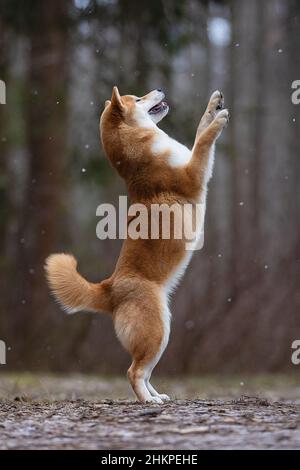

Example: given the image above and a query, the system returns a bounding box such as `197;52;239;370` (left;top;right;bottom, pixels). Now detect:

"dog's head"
104;86;169;127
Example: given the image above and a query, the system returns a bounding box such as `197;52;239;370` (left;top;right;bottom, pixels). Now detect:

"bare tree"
14;0;70;360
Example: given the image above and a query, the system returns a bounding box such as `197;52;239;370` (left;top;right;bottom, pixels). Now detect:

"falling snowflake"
185;320;195;330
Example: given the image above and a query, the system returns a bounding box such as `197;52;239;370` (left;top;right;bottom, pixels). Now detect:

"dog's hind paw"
157;394;171;401
146;396;164;404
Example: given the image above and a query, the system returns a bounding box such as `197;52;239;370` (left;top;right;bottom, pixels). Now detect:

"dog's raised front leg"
195;90;224;142
187;108;229;191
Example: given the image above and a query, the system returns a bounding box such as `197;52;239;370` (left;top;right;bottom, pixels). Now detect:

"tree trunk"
15;0;70;363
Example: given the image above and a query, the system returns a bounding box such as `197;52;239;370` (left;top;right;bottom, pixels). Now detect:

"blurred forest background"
0;0;299;375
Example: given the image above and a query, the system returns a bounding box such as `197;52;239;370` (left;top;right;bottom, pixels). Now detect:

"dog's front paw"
215;108;230;127
208;90;224;114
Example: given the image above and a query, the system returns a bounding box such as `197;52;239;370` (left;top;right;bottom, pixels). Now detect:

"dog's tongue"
149;101;167;114
151;103;162;112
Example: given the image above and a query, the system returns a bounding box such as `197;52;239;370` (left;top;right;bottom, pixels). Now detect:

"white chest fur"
164;207;206;298
152;130;192;167
152;131;216;297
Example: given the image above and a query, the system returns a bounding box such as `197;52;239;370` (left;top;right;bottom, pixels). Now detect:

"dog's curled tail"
45;253;112;314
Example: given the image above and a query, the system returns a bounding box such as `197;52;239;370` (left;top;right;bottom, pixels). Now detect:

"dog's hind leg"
114;283;170;403
146;374;170;402
144;300;171;401
127;361;162;403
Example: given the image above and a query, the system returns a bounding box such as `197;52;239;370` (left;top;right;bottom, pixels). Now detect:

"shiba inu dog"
45;87;229;403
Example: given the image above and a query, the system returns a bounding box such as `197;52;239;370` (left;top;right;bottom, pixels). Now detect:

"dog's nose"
156;88;163;93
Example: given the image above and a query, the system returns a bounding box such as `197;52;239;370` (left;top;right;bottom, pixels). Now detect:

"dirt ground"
0;374;299;449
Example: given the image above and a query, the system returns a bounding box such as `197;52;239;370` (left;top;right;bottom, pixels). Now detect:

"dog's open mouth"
148;100;168;115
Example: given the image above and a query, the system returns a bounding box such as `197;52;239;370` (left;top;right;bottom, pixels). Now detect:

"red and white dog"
45;87;229;403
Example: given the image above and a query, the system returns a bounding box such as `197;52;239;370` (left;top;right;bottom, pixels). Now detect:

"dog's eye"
136;98;141;102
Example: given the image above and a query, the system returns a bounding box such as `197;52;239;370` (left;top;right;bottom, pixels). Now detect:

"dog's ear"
111;86;124;111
